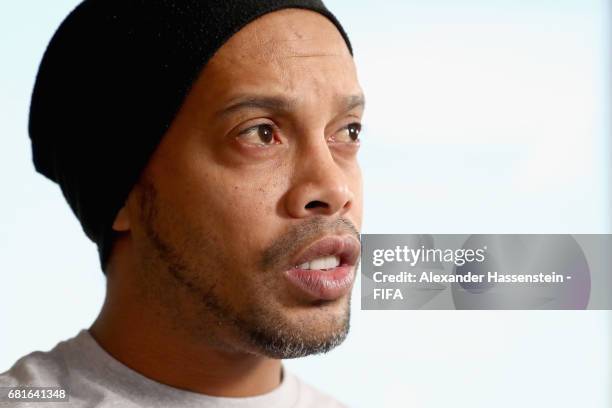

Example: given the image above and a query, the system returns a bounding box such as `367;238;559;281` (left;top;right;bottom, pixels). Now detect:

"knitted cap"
29;0;352;271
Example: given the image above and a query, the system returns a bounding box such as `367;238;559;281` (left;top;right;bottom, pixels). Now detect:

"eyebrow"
216;93;366;118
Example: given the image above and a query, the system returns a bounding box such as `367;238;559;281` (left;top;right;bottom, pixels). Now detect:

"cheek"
167;156;289;259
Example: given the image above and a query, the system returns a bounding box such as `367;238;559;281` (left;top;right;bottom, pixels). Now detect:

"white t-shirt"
0;330;347;407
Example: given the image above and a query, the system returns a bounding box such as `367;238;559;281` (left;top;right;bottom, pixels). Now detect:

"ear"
112;205;130;232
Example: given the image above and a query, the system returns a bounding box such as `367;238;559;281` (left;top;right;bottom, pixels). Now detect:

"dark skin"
90;8;364;397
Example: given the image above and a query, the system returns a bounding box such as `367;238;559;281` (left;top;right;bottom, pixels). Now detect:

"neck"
90;259;282;397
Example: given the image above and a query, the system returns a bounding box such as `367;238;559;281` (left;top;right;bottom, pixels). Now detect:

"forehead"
216;8;350;61
197;8;359;101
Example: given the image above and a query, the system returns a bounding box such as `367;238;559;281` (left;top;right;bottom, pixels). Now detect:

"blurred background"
1;1;610;407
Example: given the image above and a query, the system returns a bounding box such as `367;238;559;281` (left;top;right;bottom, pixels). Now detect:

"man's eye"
238;124;277;146
334;122;362;143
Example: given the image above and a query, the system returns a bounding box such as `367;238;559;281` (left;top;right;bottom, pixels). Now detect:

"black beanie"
29;0;353;271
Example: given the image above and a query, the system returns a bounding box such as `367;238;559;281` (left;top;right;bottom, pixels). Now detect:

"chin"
238;294;352;359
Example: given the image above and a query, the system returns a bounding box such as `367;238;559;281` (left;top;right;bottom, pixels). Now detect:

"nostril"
305;200;328;209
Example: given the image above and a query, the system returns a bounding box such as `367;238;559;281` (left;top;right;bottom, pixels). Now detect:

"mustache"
260;216;360;272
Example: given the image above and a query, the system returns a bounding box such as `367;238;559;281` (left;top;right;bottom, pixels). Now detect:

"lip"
283;235;361;301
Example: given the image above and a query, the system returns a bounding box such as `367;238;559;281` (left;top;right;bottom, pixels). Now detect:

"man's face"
121;8;364;358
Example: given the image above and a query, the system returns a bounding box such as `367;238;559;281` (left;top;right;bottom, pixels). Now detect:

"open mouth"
296;255;341;271
283;235;361;301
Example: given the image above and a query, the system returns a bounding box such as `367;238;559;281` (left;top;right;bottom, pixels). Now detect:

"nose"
284;139;355;219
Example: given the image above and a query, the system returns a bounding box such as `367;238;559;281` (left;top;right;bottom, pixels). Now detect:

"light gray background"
1;1;610;407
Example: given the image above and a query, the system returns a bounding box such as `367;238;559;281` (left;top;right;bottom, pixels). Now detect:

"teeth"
298;256;341;270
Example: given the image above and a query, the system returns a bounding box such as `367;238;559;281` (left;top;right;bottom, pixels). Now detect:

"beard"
133;180;358;359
